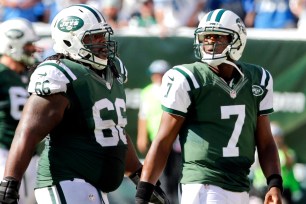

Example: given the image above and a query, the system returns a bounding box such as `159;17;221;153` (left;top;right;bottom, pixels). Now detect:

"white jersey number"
9;87;28;120
93;98;127;147
221;105;246;157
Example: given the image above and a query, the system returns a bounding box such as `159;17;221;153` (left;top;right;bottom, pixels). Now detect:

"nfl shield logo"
230;90;237;99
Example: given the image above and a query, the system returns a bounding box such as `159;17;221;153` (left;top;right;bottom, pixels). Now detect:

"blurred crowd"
2;0;306;34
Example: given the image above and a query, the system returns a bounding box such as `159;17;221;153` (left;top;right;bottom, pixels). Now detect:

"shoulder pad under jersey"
113;57;128;83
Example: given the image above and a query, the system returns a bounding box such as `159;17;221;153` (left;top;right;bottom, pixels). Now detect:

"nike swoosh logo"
38;72;47;77
168;76;174;81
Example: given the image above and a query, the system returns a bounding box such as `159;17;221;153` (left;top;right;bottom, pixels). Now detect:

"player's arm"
125;130;170;204
0;61;72;203
135;111;184;203
137;117;149;154
0;93;69;203
255;115;283;203
137;89;150;154
125;133;143;176
135;66;189;203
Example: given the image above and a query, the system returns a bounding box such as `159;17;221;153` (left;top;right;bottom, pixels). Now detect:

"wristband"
0;176;20;203
135;181;155;202
1;177;21;191
267;174;283;194
129;167;161;187
129;167;142;186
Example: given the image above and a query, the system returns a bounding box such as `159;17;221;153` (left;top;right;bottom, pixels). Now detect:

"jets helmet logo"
58;16;84;32
5;29;24;39
236;18;246;35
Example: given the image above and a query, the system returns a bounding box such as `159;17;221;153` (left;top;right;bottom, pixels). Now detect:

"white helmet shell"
51;4;117;70
194;9;247;67
0;18;39;65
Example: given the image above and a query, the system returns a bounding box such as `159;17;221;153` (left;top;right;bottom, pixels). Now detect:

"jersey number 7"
221;105;245;157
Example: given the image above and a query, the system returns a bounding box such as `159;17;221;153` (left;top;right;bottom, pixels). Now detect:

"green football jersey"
28;58;128;192
0;64;29;149
161;61;274;192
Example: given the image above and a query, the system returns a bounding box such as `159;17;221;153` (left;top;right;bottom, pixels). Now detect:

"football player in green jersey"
136;9;283;204
0;18;41;204
0;4;168;204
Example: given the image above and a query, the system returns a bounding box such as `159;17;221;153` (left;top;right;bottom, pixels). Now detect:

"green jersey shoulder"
28;57;127;95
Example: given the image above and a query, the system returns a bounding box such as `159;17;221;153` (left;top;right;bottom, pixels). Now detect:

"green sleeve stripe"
259;67;266;86
174;66;199;90
264;70;271;87
116;57;125;75
258;108;274;115
47;187;57;203
260;67;271;87
162;105;186;117
39;62;76;83
116;57;127;82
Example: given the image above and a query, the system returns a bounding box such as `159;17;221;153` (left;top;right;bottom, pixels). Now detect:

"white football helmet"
51;4;117;70
0;18;39;65
194;9;247;67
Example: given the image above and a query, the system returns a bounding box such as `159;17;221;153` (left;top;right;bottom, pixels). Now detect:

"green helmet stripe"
207;9;226;22
207;11;214;21
70;4;103;23
215;9;226;22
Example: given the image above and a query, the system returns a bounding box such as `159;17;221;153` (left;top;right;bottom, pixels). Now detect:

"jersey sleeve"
28;60;77;95
160;66;194;117
258;68;274;115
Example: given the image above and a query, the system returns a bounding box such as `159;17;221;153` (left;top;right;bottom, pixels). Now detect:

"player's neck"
210;64;237;83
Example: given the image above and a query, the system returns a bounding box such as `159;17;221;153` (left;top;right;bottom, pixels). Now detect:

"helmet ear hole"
228;35;233;43
63;40;71;47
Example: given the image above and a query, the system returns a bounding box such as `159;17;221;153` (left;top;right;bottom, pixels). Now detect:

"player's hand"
0;177;20;204
135;197;149;204
264;187;282;204
150;184;170;204
130;167;170;204
135;181;170;204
